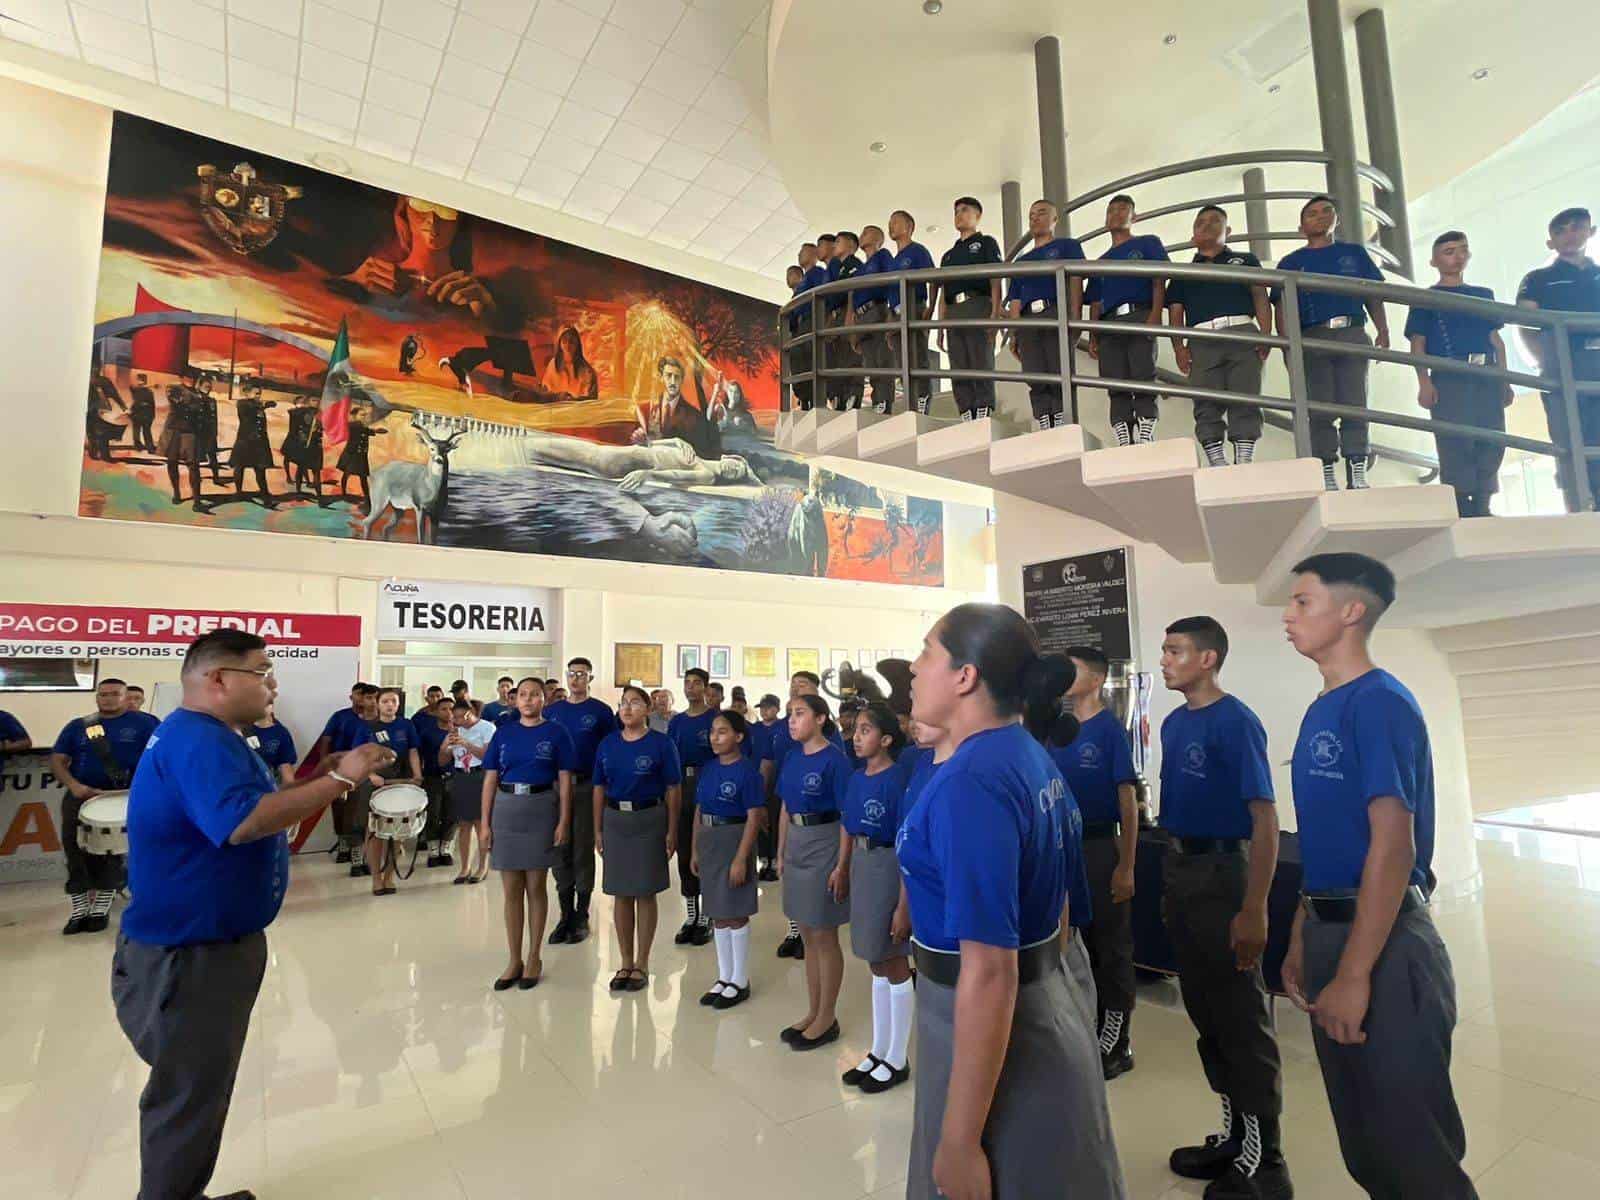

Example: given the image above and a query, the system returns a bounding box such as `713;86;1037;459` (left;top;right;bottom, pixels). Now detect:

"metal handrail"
778;258;1599;512
1061;150;1394;218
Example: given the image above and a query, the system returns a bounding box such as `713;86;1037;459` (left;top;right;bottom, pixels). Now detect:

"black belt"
699;811;746;826
914;934;1060;987
606;798;659;812
1303;885;1428;923
1171;836;1248;856
573;772;592;784
503;783;554;796
852;833;895;851
948;288;985;304
789;810;840;827
1082;821;1120;840
855;301;882;316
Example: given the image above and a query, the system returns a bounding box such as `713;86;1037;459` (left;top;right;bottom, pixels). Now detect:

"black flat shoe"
452;875;469;885
623;969;648;992
517;970;542;990
780;1024;807;1044
711;984;750;1010
776;933;803;959
673;921;695;945
609;969;633;993
568;916;590;944
842;1055;883;1086
790;1020;840;1052
83;914;110;933
857;1061;910;1094
687;923;712;947
701;982;730;1007
493;972;520;991
1102;1047;1135;1081
62;914;88;936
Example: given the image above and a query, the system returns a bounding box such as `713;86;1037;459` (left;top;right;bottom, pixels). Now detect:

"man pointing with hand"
112;629;395;1200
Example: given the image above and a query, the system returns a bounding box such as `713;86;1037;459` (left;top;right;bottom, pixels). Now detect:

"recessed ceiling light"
869;141;887;154
1162;33;1177;45
309;151;351;175
927;224;941;233
1471;67;1490;80
923;0;943;13
1268;83;1282;94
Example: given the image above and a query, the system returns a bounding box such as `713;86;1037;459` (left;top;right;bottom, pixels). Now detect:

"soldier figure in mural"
282;393;325;505
158;368;205;511
86;375;128;462
129;373;158;453
194;373;226;484
230;377;278;508
337;401;388;511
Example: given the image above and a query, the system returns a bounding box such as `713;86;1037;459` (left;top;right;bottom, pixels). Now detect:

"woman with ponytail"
899;603;1126;1200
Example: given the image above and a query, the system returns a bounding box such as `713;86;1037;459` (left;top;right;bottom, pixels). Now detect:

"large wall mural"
78;114;980;587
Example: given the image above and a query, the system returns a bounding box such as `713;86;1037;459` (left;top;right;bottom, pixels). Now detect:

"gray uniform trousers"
1304;905;1477;1199
1189;339;1265;443
1542;348;1600;512
1015;308;1064;423
787;312;815;411
856;301;897;412
1098;306;1160;425
112;930;268;1200
553;776;596;897
1303;324;1372;463
822;305;860;409
888;309;932;408
944;293;997;416
1431;370;1506;503
1162;850;1283;1115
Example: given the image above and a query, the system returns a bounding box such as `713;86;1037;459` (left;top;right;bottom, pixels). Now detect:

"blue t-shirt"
318;706;368;753
776;741;851;815
851;246;897;308
123;708;287;946
413;715;451;778
1291;669;1434;892
245;721;298;773
749;720;780;765
1061;785;1092;929
1048;710;1136;827
480;700;517;726
484;720;577;788
546;697;617;776
1007;236;1086;307
1403;283;1501;360
52;710;159;789
896;724;1068;952
354;718;420;770
1158;695;1274;839
593;729;680;805
1274;242;1384;328
696;755;766;819
891;240;937;309
1087;234;1170;312
762;720;847;776
666;709;718;785
0;709;29;773
843;764;908;842
898;746;939;813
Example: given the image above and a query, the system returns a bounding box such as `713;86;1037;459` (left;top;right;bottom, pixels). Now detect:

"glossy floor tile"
4;825;1599;1199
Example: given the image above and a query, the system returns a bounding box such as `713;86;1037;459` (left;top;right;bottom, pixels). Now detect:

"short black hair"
1301;194;1336;218
1292;552;1397;626
1196;204;1228;222
684;667;710;684
714;709;750;741
180;630;267;677
544;678;560;687
1432;229;1468;250
1108;194;1136;210
355;683;381;696
759;693;781;710
890;209;915;230
816;232;836;243
99;676;128;688
786;265;803;278
953;195;983;214
497;675;514;685
378;686;403;700
707;681;725;694
836;230;858;246
126;684;145;694
451;679;469;691
800;241;818;253
567;656;592;671
1549;206;1592;235
425;684;444;695
452;700;471;711
516;675;544;690
1064;645;1109;675
861;223;885;241
1164;616;1230;670
791;670;821;687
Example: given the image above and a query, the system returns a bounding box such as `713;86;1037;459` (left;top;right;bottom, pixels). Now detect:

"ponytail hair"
937;602;1073;719
857;700;907;757
714;709;750;742
793;692;838;740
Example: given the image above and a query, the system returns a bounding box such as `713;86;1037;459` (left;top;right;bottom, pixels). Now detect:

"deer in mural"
361;415;465;544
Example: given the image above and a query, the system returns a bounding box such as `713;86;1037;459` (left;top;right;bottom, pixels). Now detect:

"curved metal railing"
777;257;1600;512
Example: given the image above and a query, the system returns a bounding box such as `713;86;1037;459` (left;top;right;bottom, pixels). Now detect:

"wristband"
329;769;357;791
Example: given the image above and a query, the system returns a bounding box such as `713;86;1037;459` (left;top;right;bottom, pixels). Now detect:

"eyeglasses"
218;666;276;681
566;670;590;679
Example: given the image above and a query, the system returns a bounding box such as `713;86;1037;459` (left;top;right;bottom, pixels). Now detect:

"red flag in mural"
129;284;189;374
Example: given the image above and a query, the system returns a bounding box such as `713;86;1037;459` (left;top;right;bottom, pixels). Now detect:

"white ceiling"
0;0;810;277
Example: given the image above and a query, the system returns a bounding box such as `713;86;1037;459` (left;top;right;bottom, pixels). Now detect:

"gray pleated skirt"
1064;930;1099;1041
601;803;670;897
698;819;758;919
448;769;485;823
848;844;909;963
490;788;559;872
907;948;1127;1200
782;820;849;929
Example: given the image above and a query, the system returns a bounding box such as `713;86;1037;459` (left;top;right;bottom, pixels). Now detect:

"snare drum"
78;791;131;857
368;782;428;841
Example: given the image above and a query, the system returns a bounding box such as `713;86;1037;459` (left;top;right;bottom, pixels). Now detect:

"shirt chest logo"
581;716;597;730
863;797;886;824
634;754;654;773
1183;741;1207;775
535;743;554;760
1309;730;1341;768
803;771;822;794
1338;255;1361;275
1078;743;1102;768
719;781;737;799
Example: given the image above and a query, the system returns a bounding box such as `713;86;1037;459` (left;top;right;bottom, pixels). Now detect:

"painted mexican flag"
319;318;354;445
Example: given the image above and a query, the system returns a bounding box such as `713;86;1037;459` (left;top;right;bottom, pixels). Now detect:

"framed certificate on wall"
743;646;777;678
787;647;820;678
614;642;662;688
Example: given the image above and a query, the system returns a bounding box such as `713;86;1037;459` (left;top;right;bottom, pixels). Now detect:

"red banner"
0;603;361;647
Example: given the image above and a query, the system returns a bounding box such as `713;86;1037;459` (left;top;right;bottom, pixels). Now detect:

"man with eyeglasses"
113;630;394;1200
544;656;617;945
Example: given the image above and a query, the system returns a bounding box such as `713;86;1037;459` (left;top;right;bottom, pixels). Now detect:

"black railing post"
1281;278;1314;459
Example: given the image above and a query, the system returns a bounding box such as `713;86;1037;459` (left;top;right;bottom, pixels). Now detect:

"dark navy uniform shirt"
940;233;1002;304
413;715;451;778
546;698;617;776
1168;249;1264;326
1291;669;1434;892
0;709;29;774
1158;695;1274;840
762;720;847;776
1403;283;1501;360
776;741;851;815
1048;710;1136;826
1006;236;1086;308
593;729;680;805
852;246;897;308
1062;785;1092;930
749;719;781;764
317;706;368;753
123;708;287;946
843;763;909;842
354;717;420;768
891;240;936;310
53;710;159;789
484;720;576;789
1088;234;1170;312
827;254;863;312
696;754;765;819
1274;242;1384;328
666;708;718;781
896;724;1068;952
1516;258;1600;367
480;700;516;727
245;721;298;774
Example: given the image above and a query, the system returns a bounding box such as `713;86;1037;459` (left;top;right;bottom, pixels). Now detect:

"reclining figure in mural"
518;428;760;493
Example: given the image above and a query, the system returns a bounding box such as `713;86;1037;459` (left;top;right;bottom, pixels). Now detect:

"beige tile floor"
5;823;1600;1199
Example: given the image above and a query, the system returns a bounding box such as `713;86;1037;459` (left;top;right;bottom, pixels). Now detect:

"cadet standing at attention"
1166;205;1271;467
1405;231;1513;518
847;225;899;413
1515;206;1600;512
788;244;826;412
889;210;938;415
1281;553;1476;1199
936;197;1004;421
667;667;718;946
1273;197;1391;492
828;231;866;410
1157;617;1290;1200
545;657;617;946
1087;194;1170;446
1004;199;1086;430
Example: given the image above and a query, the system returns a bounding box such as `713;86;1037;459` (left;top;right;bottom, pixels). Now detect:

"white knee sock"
870;976;892;1060
729;925;750;988
712;926;733;989
885;979;914;1070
